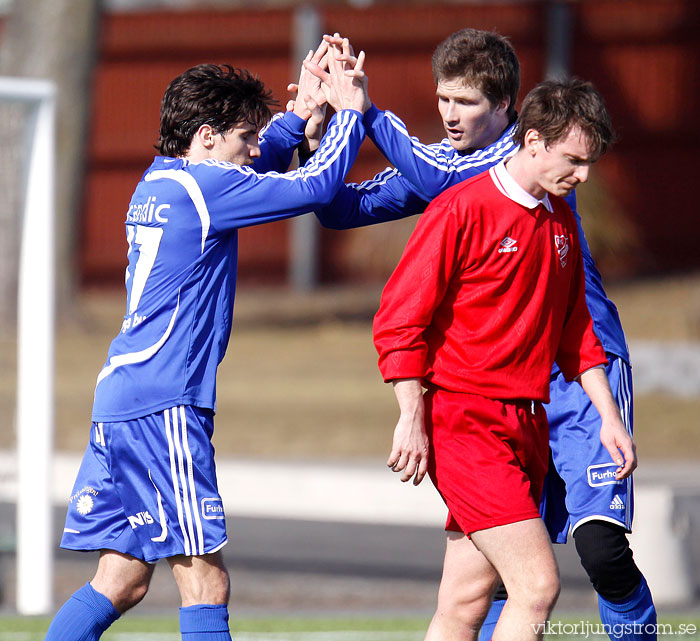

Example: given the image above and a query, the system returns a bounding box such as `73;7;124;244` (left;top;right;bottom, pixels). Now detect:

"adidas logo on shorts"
610;495;625;510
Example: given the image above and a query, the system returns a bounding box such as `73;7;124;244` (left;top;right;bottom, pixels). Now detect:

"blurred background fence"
2;0;690;290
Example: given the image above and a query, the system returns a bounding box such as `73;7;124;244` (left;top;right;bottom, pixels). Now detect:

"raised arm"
253;111;307;174
313;114;517;231
305;35;518;229
254;42;332;173
197;110;363;230
321;33;517;198
315;168;430;229
286;41;330;160
314;119;516;231
199;42;369;229
366;105;517;198
304;35;370;116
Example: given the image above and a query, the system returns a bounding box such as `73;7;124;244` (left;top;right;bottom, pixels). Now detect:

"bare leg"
91;549;155;613
44;550;148;640
168;551;230;606
471;518;560;641
425;531;499;641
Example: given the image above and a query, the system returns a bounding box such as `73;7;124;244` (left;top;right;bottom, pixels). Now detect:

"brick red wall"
78;0;700;286
572;0;699;274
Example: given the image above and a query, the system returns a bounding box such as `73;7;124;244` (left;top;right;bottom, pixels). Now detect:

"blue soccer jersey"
315;104;629;362
92;109;364;422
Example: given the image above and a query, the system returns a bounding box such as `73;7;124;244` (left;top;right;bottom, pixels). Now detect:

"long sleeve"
252;111;307;174
146;109;366;233
315;105;517;230
94;110;364;421
373;171;607;402
365;105;518;199
373;197;468;382
315;168;429;229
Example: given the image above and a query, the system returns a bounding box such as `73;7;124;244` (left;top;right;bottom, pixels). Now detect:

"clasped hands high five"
288;34;370;154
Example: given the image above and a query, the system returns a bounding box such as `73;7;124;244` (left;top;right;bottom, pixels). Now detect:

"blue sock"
180;604;231;640
598;576;657;640
44;582;120;641
478;597;506;641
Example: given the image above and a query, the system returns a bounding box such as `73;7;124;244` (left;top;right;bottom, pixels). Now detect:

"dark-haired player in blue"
300;30;656;641
45;47;370;641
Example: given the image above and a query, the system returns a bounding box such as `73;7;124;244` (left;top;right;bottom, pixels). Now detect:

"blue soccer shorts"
61;405;227;562
540;356;634;543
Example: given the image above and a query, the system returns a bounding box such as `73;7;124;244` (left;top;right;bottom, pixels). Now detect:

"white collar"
490;159;553;213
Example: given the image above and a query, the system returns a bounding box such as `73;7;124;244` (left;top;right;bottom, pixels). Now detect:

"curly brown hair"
156;64;277;158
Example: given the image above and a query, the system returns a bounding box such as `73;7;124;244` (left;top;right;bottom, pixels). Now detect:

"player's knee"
91;554;154;613
573;520;642;601
437;596;493;635
505;567;560;617
173;557;231;606
103;574;151;613
126;579;151;609
522;572;560;614
538;573;561;610
437;575;495;629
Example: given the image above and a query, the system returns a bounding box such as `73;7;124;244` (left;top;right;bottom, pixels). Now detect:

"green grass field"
1;615;430;640
1;614;698;640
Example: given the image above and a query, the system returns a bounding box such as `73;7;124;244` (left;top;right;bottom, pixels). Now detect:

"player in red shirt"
373;79;637;641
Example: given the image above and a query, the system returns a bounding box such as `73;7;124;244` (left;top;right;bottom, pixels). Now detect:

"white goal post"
0;76;56;615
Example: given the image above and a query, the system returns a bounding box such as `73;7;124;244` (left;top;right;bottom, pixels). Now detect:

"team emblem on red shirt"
554;235;569;267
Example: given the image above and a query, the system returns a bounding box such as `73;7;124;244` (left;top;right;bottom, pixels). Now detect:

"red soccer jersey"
373;161;607;402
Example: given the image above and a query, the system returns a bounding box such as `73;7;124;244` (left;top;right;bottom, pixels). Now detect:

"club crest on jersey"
498;236;518;253
554;235;569;267
587;463;622;487
201;497;225;520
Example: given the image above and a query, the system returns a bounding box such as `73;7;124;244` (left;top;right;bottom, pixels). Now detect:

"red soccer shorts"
425;386;550;536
